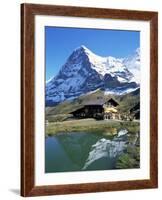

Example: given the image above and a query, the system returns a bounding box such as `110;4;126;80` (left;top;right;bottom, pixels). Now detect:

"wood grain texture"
21;3;35;196
149;12;158;188
21;3;158;197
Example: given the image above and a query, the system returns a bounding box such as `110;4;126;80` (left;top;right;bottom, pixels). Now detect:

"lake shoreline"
46;118;140;136
45;126;140;172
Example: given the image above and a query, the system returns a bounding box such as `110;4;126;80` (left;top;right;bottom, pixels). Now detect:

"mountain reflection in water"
45;129;139;173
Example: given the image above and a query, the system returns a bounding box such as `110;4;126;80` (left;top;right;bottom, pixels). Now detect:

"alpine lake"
45;119;140;173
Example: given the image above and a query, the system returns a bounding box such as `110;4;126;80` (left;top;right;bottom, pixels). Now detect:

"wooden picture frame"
21;3;158;197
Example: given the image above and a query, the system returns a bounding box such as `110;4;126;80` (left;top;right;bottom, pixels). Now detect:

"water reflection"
45;129;139;173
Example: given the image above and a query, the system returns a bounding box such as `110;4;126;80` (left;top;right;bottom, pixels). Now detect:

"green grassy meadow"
46;118;140;135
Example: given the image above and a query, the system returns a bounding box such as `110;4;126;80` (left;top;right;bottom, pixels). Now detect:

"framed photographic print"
21;3;158;197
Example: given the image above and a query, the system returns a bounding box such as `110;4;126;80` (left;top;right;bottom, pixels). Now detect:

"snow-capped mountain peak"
46;45;140;105
123;48;140;83
74;45;91;52
72;46;133;80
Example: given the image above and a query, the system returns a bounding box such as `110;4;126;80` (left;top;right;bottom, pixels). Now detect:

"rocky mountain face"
46;45;140;106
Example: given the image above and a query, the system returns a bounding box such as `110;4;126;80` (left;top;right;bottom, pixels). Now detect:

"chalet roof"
105;98;119;106
84;99;104;106
69;98;119;114
69;105;85;114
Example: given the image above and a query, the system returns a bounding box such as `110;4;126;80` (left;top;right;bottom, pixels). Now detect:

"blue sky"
45;26;140;81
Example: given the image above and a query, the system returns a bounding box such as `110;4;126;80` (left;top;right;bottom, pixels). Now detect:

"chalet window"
85;108;88;113
108;102;112;107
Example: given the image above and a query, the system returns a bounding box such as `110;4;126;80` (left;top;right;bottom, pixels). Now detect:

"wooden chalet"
70;98;120;120
103;98;120;120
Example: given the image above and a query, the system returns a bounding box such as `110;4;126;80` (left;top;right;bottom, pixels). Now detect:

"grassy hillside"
115;88;140;113
46;88;140;117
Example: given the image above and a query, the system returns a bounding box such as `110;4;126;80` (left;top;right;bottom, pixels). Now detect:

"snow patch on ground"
104;87;140;95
